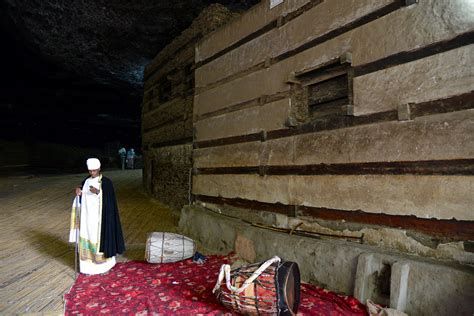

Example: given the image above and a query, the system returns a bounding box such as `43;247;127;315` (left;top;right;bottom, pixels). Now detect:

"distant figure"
70;158;125;275
118;147;126;170
126;148;135;169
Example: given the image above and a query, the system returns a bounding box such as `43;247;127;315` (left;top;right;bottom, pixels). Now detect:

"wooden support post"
264;56;272;68
285;116;298;127
398;103;412;121
276;16;284;27
289;205;298;217
345;105;355;116
347;67;355;113
340;52;352;65
286;72;301;84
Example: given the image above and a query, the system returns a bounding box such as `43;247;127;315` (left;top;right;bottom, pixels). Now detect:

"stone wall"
192;0;474;242
179;205;474;316
141;4;238;210
143;144;193;210
188;0;474;314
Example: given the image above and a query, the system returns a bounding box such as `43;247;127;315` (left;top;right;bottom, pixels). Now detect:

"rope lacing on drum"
212;256;281;294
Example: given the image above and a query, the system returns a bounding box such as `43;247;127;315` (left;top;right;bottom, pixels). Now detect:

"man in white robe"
70;158;125;275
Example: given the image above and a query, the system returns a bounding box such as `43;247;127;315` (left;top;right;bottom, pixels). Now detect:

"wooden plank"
194;195;474;240
196;159;474;176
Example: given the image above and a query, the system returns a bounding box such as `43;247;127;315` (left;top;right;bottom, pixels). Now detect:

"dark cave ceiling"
0;0;257;148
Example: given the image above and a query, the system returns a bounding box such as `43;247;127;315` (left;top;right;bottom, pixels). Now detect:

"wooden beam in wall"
147;137;193;149
297;205;474;241
143;116;186;134
276;0;407;63
195;159;474;176
195;194;292;215
194;194;474;240
194;91;290;122
354;31;474;77
195;0;410;92
144;32;202;81
194;91;474;149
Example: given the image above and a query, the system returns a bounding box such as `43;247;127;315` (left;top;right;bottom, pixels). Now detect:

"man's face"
89;169;100;178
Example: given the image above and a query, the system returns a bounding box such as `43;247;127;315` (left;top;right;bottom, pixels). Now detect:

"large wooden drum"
145;232;196;263
213;256;300;315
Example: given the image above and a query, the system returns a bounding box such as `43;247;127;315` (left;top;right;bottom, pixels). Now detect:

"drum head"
276;261;300;315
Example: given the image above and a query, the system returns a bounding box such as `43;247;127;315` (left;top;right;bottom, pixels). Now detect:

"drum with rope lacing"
145;232;196;263
213;256;300;315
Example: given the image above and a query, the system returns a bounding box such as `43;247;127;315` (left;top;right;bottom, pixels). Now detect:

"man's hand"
75;187;82;196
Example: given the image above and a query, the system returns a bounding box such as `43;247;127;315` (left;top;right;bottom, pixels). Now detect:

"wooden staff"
74;196;81;280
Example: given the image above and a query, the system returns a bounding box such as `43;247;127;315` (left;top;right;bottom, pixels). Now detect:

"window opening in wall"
270;0;284;9
158;78;172;103
377;263;391;298
308;73;348;117
290;53;353;120
369;262;392;307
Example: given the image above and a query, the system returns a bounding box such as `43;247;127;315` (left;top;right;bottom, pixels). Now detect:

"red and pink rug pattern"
64;254;367;315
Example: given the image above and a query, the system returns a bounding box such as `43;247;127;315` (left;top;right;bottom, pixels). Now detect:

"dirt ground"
0;169;181;314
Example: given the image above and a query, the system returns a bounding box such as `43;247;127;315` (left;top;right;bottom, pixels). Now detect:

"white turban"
86;158;101;170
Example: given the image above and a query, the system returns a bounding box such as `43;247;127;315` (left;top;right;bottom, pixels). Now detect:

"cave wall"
0;139;108;173
141;4;238;210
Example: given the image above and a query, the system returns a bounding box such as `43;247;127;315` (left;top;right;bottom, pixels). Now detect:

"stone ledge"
179;204;474;316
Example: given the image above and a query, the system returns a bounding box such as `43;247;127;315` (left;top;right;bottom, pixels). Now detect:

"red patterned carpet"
64;254;367;315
